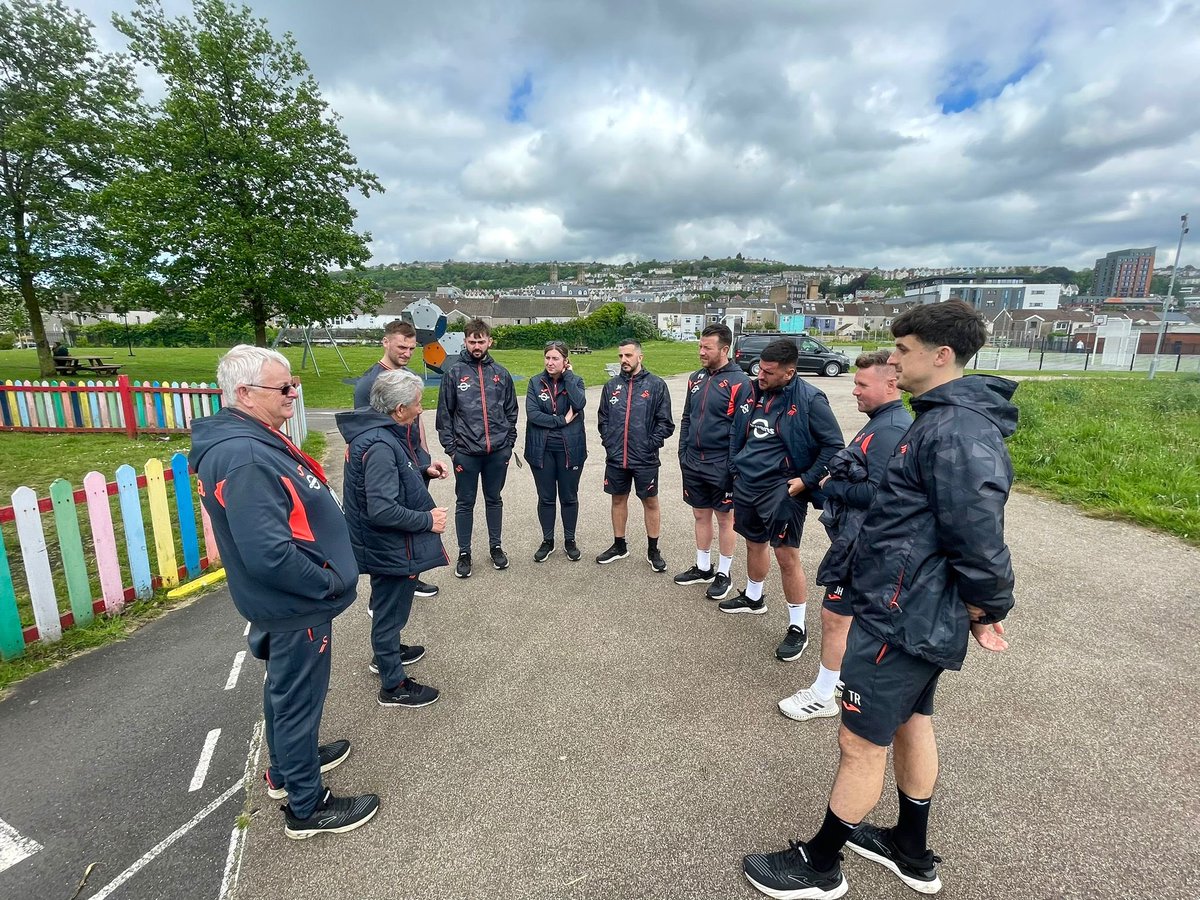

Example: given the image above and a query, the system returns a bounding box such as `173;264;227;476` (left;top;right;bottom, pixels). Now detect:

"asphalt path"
0;585;263;899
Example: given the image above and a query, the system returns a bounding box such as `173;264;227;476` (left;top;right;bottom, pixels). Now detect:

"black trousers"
530;447;582;541
370;574;416;691
453;449;511;551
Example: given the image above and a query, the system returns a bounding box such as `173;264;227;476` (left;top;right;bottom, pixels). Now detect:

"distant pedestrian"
596;339;675;571
742;300;1017;898
524;341;588;562
435;319;518;578
354;319;447;597
673;323;752;600
338;369;449;710
192;345;378;840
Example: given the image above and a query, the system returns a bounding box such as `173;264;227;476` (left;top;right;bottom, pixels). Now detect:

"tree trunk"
20;270;56;379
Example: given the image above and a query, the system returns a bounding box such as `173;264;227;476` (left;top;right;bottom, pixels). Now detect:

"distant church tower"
577;264;585;284
549;262;559;285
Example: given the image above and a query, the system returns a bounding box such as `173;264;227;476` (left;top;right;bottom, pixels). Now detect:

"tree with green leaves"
0;0;140;375
107;0;383;346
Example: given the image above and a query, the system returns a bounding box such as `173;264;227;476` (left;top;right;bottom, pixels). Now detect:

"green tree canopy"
0;0;140;375
107;0;383;345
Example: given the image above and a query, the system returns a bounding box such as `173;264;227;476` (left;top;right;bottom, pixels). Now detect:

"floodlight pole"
1148;213;1189;380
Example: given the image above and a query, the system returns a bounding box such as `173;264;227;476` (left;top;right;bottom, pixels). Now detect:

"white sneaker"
778;687;839;722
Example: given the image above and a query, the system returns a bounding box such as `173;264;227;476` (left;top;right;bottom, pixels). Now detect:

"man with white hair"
192;345;379;840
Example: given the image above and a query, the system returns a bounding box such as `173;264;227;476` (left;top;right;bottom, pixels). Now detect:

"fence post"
117;374;138;439
1084;350;1090;371
1039;351;1044;371
1176;353;1182;373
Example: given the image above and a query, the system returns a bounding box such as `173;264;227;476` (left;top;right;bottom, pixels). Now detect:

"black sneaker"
846;824;943;894
370;643;426;675
564;540;581;561
776;625;809;661
455;552;471;579
743;841;847;899
533;540;555;563
490;545;509;570
705;572;733;600
378;677;440;708
283;788;380;840
673;565;715;585
264;740;352;800
413;579;439;597
596;542;628;564
647;548;667;573
719;591;767;615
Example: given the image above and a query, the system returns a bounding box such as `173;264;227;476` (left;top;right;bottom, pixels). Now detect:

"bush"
0;332;14;350
490;303;656;350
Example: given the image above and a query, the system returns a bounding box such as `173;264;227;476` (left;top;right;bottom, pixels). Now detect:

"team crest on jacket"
750;418;776;439
539;391;550;401
457;376;471;392
739;401;751;414
641;390;650;398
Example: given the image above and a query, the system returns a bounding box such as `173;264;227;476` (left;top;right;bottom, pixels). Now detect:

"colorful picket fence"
0;452;222;660
0;375;308;445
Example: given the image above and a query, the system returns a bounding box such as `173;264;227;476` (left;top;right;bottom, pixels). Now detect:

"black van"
732;332;850;377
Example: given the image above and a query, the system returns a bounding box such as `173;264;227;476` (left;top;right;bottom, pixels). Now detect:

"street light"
1148;213;1189;380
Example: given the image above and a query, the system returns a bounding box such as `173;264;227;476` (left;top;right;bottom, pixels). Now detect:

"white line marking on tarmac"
89;780;241;900
219;719;264;900
0;817;43;874
189;729;222;792
243;622;250;636
224;651;246;690
217;826;240;900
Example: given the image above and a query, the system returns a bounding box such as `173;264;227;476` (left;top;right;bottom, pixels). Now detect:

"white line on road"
189;729;222;792
89;780;241;900
0;817;43;874
223;651;246;690
242;622;250;636
219;719;264;900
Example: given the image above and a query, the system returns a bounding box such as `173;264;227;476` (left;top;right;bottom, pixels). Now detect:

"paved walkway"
234;373;1200;900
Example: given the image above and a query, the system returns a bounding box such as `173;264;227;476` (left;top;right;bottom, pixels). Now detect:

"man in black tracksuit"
744;301;1017;899
192;345;379;840
721;339;844;665
435;319;518;578
673;323;753;600
778;349;912;723
595;339;674;571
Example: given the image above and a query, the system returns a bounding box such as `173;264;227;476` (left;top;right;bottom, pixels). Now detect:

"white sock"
812;665;840;700
718;554;733;576
746;579;764;601
696;549;711;571
788;603;807;629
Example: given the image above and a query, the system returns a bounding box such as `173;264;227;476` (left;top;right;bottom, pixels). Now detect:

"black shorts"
681;465;733;512
604;463;659;499
839;621;943;747
822;583;853;617
733;492;806;548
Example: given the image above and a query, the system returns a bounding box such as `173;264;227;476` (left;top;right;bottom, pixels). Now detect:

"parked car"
732;332;850;377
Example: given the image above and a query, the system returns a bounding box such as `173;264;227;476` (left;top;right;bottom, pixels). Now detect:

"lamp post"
1148;213;1189;380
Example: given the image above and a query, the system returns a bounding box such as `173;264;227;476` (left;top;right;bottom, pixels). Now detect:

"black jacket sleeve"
799;393;845;491
362;444;435;533
650;380;675;448
677;375;694;460
503;372;518;450
823;422;908;509
565;371;586;412
526;378;565;429
435;368;457;456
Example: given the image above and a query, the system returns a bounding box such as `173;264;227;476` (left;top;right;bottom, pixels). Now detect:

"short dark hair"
544;340;569;357
854;349;894;369
701;323;733;349
384;319;416;338
464;318;491;338
760;338;798;367
619;339;641;351
891;300;987;366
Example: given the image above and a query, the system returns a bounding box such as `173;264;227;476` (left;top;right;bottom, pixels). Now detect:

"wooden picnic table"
570;345;592;354
54;355;123;377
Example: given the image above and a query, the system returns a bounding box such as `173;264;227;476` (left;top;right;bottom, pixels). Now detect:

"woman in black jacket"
523;341;588;562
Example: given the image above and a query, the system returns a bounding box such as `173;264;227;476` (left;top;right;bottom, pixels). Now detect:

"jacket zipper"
621;374;634;466
888;568;904;611
477;362;491;453
695;375;713;458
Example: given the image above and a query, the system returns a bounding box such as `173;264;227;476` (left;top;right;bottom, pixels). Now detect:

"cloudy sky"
74;0;1199;269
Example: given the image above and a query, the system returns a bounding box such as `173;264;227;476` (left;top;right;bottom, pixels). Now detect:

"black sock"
806;805;856;871
894;789;931;858
614;536;627;551
647;536;659;552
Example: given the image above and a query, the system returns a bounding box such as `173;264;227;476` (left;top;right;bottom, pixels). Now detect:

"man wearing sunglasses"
193;345;379;840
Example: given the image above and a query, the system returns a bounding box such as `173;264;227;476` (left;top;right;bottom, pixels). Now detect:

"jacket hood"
191;408;288;469
912;375;1018;437
458;347;496;366
335;407;398;443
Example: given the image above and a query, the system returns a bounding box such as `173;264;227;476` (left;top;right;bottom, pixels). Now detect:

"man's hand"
430;507;448;533
787;477;807;497
426;460;449;480
966;602;1009;652
564;408;577;424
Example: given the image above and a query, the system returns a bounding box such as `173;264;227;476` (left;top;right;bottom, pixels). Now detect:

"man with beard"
435;319;518;579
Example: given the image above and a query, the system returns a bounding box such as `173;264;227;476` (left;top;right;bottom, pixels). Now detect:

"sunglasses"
245;376;301;396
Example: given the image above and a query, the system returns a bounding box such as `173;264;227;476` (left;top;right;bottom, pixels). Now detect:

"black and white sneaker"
647;548;667;573
743;841;848;899
564;540;581;561
490;545;509;570
534;540;555;563
283;788;380;840
368;644;425;675
263;740;352;800
719;591;767;615
776;625;809;661
596;543;628;564
455;552;471;578
413;579;439;597
673;565;715;585
705;572;733;600
378;677;440;708
845;824;943;894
